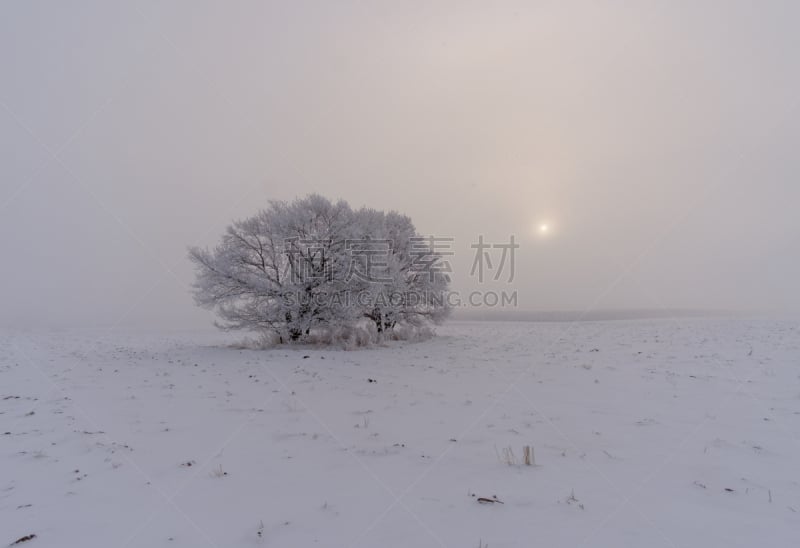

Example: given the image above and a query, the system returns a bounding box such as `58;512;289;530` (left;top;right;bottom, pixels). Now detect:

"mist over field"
2;1;800;329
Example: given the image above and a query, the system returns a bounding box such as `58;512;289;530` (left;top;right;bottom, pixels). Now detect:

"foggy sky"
2;1;799;329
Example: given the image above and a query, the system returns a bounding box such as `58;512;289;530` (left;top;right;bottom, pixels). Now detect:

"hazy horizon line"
450;307;796;322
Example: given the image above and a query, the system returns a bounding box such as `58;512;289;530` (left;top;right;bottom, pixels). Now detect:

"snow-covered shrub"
388;322;436;342
189;194;451;344
330;321;376;350
230;330;282;350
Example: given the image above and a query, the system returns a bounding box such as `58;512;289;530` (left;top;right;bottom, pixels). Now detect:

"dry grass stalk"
523;445;535;466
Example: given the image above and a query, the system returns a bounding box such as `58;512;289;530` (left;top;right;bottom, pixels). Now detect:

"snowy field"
2;318;799;548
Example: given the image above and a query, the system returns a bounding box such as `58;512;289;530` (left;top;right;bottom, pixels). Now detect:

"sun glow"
533;220;554;239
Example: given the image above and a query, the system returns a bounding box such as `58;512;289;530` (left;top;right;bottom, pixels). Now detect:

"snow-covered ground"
2;319;799;548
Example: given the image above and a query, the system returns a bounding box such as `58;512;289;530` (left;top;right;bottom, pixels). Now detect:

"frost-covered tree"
188;195;451;343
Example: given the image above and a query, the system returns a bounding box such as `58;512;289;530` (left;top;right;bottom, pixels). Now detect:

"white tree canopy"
188;194;451;343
